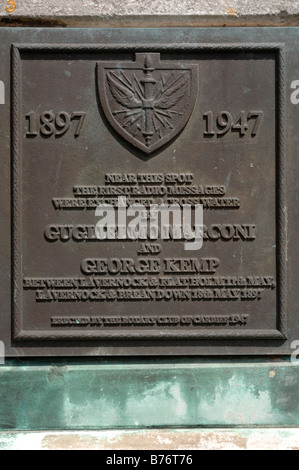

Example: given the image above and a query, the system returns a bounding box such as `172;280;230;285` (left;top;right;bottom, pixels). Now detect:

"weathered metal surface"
0;28;297;356
0;359;298;430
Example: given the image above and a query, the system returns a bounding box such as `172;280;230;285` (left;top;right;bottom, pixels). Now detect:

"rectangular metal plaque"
0;28;297;356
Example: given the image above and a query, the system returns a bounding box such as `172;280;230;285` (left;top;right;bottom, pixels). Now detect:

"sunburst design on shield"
97;53;199;154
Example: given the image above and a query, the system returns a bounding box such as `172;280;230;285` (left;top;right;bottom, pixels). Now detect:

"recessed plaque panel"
0;28;297;356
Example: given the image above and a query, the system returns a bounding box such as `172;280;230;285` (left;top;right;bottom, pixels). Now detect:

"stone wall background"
0;0;298;27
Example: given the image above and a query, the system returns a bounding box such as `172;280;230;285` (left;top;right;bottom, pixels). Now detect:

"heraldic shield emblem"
97;53;199;154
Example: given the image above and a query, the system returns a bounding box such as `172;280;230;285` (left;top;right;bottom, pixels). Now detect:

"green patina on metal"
0;359;298;430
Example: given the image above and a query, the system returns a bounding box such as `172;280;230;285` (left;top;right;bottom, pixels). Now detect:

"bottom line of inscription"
51;315;250;327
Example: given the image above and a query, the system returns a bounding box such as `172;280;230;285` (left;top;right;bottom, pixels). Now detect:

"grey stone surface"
3;0;299;16
3;0;298;16
0;0;299;26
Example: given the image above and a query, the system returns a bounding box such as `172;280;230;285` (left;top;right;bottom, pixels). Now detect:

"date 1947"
203;110;263;137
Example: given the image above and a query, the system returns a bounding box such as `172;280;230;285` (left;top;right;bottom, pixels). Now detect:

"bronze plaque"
0;28;297;356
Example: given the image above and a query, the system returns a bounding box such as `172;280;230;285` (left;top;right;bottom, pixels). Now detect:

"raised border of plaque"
11;42;287;342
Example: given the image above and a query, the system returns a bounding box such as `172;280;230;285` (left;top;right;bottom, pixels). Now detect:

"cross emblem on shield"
97;53;199;154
